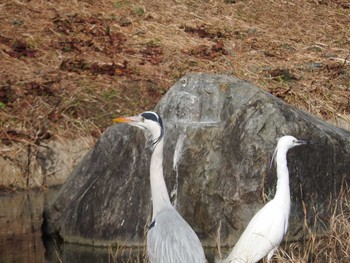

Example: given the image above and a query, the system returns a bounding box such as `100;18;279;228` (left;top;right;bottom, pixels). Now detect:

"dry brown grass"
272;185;350;263
0;0;349;144
108;244;145;263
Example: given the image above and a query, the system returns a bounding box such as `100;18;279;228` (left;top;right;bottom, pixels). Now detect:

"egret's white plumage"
222;135;307;263
113;111;206;263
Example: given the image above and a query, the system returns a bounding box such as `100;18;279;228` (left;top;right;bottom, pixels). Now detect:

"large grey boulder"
44;73;350;251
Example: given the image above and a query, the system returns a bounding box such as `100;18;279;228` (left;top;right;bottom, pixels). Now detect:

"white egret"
222;135;308;263
113;111;206;263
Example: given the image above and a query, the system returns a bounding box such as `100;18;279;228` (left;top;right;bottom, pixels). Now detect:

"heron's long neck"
274;148;291;208
150;137;172;218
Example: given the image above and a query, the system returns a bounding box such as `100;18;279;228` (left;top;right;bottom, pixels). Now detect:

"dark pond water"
0;188;145;263
0;189;50;263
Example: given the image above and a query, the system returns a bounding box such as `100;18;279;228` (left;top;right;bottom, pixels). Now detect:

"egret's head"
270;135;309;168
113;111;164;145
277;135;308;150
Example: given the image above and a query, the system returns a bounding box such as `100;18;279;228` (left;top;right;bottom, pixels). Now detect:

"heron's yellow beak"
113;116;141;123
112;116;132;123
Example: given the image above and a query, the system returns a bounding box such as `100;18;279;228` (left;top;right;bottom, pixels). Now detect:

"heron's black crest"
142;111;164;148
141;112;163;129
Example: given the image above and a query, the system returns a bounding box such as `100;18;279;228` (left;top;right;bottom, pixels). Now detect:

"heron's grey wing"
147;208;206;263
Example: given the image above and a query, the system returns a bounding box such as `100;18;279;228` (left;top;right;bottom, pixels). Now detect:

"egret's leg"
267;247;277;262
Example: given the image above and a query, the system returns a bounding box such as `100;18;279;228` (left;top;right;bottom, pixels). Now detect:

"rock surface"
0;137;92;188
44;73;350;251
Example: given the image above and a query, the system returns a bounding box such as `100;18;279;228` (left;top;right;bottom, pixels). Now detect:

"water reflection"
0;189;53;263
45;240;146;263
0;188;146;263
51;243;145;263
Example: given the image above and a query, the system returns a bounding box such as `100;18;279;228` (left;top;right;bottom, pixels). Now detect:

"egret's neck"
150;137;171;218
274;148;291;209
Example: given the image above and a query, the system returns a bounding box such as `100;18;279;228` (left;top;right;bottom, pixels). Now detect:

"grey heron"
222;135;308;263
113;111;206;263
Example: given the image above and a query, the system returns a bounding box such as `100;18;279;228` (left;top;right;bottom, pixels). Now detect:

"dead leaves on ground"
59;59;132;76
0;35;37;59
